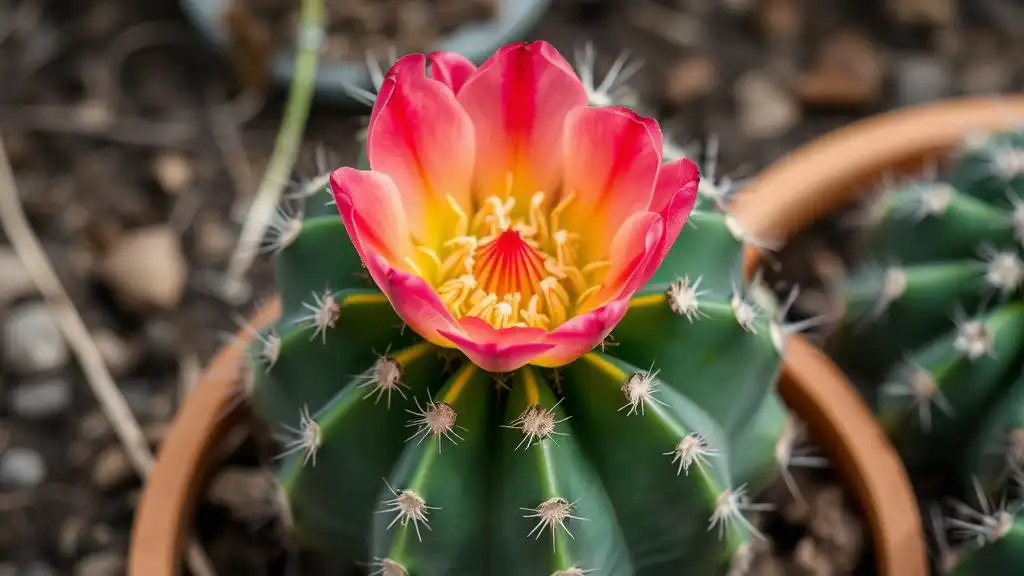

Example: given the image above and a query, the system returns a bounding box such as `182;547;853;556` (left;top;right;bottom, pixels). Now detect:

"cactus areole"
251;42;796;575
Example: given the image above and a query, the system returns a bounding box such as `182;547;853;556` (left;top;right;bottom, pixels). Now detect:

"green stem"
223;0;325;296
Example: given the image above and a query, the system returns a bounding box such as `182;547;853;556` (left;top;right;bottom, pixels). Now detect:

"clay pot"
128;96;1024;576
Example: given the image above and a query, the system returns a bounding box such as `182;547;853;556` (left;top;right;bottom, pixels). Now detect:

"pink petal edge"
427;52;477;94
531;297;632;367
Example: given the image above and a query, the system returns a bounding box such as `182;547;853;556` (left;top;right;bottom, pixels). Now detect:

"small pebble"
797;30;884;107
894;55;952;106
886;0;955;27
758;0;803;44
0;247;34;307
78;409;112;441
195;215;236;264
664;56;718;106
151;151;194;196
91;445;134;490
93;328;136;377
9;376;73;419
73;551;124;576
207;467;277;521
58;516;87;556
73;99;114;132
0;446;47;488
735;71;801;139
100;225;188;312
2;302;69;375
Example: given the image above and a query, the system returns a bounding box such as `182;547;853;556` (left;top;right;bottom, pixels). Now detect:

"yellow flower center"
412;190;609;330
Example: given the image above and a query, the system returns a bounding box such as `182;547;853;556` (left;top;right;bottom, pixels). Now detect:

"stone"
78;409;112;441
0;447;47;488
792;538;832;575
664;56;718;106
758;0;803;44
93;328;136;376
735;71;800;139
894;55;952;106
207;466;277;521
886;0;956;27
91;445;134;490
797;31;884;107
195;214;236;264
9;376;73;419
74;552;124;576
0;247;34;307
99;225;188;312
73;100;114;133
151;152;193;196
2;302;69;375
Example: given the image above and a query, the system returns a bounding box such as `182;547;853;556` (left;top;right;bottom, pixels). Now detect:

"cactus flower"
330;41;699;372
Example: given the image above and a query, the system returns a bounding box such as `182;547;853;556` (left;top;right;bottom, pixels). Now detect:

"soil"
1;0;1022;574
228;0;499;64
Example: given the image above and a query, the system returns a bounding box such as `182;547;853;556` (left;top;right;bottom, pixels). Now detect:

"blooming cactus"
330;43;699;372
245;41;801;576
830;128;1024;574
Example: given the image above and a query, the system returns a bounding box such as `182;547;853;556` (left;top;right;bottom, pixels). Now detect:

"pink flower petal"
427;52;477;94
457;41;588;202
330;167;415;265
579;211;664;312
650;157;700;214
368;54;475;246
644;158;700;280
531;297;631;367
438;326;555;373
456;315;548;344
365;252;463;348
563;106;663;240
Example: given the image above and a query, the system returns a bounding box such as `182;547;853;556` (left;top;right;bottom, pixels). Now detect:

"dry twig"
0;133;218;575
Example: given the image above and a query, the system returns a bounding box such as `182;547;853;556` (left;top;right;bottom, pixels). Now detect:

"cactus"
832;127;1024;573
235;43;807;576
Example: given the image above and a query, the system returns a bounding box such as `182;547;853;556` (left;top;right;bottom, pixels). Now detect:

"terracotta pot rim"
128;96;1024;576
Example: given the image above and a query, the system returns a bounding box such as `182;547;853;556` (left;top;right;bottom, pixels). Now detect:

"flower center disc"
473;229;546;299
429;193;609;331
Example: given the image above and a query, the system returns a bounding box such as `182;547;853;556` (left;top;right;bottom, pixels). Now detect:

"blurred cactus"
227;46;816;576
833;127;1024;574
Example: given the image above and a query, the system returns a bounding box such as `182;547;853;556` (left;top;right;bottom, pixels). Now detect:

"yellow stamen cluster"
414;185;608;330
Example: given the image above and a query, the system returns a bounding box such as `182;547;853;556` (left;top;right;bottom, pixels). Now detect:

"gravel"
8;376;74;419
0;447;48;488
2;302;69;376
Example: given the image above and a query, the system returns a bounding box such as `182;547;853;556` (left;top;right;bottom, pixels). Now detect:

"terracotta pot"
129;96;1024;576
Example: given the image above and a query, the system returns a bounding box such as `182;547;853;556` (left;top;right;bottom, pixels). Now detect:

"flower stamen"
430;193;604;330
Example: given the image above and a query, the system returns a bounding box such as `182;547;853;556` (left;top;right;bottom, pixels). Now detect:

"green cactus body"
238;157;797;574
835;127;1024;570
950;516;1024;576
963;374;1024;495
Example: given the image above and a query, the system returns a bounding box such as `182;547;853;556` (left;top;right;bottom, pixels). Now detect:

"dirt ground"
0;0;1021;574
